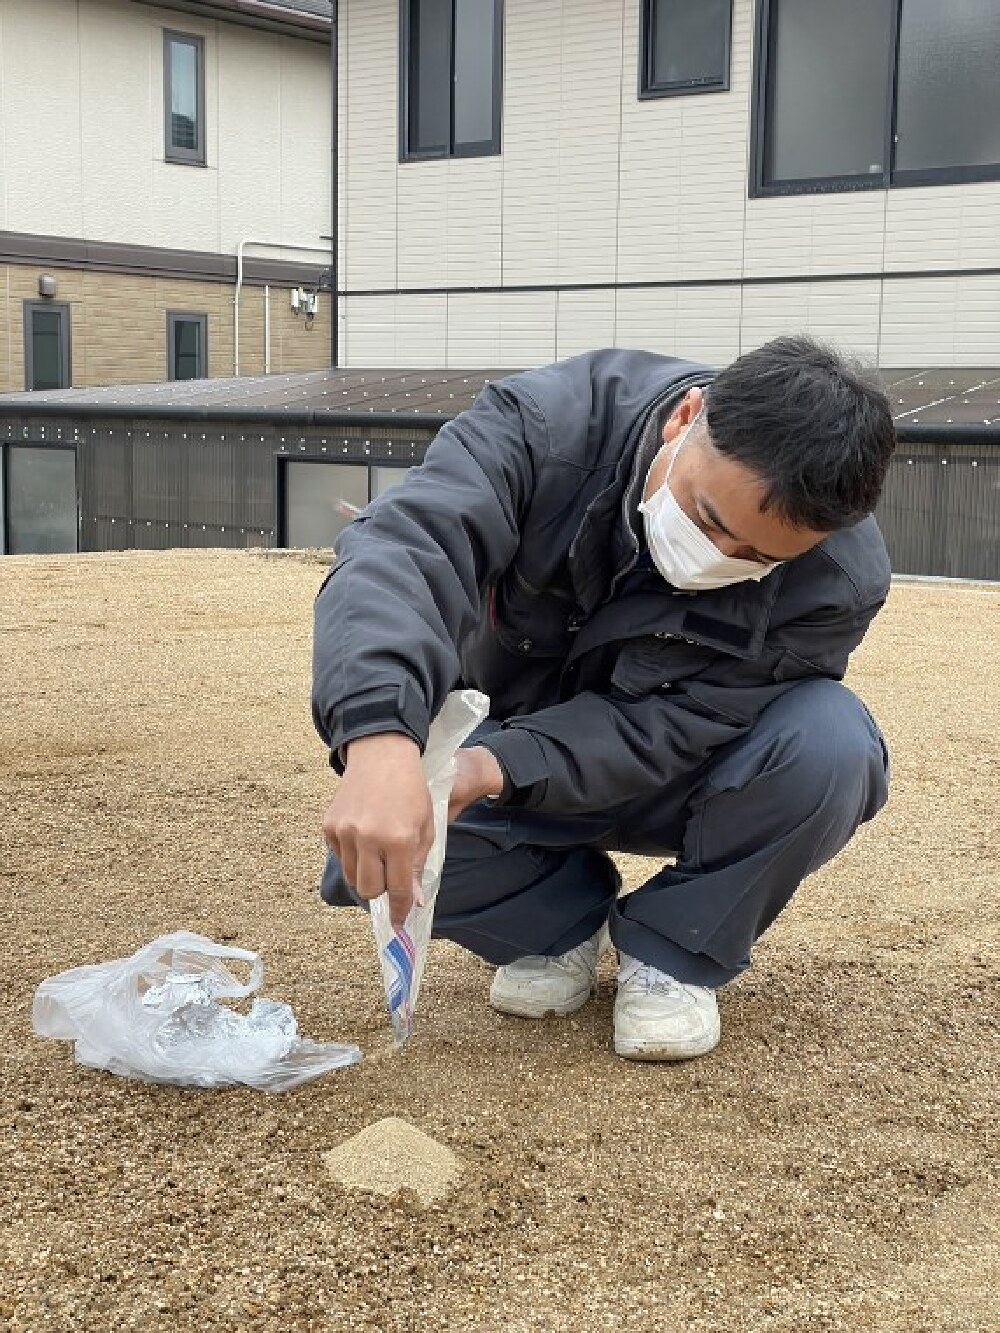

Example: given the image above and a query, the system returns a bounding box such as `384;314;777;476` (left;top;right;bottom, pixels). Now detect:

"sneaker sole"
613;1025;721;1062
489;983;596;1020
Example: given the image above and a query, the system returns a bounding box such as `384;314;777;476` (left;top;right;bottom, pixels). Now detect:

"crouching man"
312;336;894;1061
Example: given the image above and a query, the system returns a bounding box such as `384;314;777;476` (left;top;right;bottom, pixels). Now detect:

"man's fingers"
412;874;426;909
333;834;358;892
384;840;420;928
387;884;415;932
355;847;386;902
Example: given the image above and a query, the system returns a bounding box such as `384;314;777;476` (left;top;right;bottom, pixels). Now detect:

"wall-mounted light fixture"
290;286;319;329
38;274;58;298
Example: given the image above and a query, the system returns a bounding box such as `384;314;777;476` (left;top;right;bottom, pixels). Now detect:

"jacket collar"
566;565;787;665
568;372;712;614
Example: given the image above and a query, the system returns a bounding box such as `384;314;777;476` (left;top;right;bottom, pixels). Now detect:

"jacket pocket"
610;637;719;698
492;568;575;658
772;648;825;683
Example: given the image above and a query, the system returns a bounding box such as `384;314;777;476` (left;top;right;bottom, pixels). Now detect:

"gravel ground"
1;550;997;1333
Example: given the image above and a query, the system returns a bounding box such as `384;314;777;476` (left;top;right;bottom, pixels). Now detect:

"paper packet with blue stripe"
370;689;490;1047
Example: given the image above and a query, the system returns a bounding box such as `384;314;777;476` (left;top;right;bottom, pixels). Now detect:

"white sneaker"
613;953;721;1061
489;925;608;1019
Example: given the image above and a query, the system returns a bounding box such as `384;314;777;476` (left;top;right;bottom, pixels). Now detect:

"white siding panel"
953;275;1000;364
338;2;348;290
743;193;887;278
556;291;616;358
397;163;450;289
394;295;449;365
218;25;283;253
554;0;623;284
739;284;811;351
2;0;85;236
0;2;5;233
499;292;557;366
879;276;1000;368
80;2;155;243
344;0;397;289
447;293;503;365
343;294;397;365
343;294;447;367
151;165;221;253
397;160;503;290
501;0;563;284
278;37;331;250
617;0;751;283
446;159;502;287
3;0;329;255
879;279;959;365
885;184;1000;272
150;13;222;253
615;286;741;364
740;282;882;359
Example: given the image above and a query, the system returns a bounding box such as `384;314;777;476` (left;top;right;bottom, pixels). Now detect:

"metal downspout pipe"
233;239;329;377
330;1;339;368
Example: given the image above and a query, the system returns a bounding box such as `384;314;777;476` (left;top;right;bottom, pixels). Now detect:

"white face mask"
638;412;783;592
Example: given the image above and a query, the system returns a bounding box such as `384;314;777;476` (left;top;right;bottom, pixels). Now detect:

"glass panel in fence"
284;461;369;549
7;448;78;555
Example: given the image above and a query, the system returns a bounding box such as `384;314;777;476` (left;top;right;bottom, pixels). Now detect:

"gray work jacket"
312;349;891;814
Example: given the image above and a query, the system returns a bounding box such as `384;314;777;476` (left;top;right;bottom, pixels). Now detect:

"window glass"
409;0;451;155
454;0;495;147
764;0;894;184
166;34;203;161
171;316;205;380
649;0;729;91
284;463;370;548
6;448;78;555
404;0;500;158
895;0;1000;173
29;308;67;391
372;466;413;498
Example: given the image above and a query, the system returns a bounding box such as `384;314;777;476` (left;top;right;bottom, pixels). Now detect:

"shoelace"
619;959;684;996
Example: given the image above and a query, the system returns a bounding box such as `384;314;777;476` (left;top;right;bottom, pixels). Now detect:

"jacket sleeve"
475;583;888;815
311;381;548;762
474;682;794;813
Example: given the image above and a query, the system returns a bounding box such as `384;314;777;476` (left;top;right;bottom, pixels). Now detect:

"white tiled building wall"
0;0;331;267
338;0;1000;369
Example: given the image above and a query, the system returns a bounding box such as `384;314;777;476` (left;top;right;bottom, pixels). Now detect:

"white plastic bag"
371;688;490;1046
32;931;362;1091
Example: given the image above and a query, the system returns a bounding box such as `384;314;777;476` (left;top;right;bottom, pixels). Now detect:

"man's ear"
661;386;704;445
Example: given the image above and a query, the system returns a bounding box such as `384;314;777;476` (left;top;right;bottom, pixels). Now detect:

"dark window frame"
164;29;206;167
23;301;72;392
639;0;733;100
167;312;208;380
399;0;504;163
751;0;1000;197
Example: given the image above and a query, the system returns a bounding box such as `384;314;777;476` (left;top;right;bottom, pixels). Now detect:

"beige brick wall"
2;265;332;393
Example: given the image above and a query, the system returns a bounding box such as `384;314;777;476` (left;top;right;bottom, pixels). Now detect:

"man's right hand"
322;733;434;931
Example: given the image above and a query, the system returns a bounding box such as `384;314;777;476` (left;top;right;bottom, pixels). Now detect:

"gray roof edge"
131;0;331;39
0;400;449;430
2;364;998;434
1;400;999;443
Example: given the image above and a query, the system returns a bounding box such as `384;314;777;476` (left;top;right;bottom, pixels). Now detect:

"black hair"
703;335;896;531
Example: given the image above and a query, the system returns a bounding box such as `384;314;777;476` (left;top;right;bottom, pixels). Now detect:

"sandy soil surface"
1;550;997;1333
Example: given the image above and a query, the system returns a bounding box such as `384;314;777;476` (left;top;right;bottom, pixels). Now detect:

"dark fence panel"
1;414;438;555
3;413;999;579
880;433;1000;580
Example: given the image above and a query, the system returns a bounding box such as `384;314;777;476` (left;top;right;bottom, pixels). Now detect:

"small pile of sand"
322;1117;462;1205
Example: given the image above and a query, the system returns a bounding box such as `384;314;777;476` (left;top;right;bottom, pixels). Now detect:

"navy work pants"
320;679;891;988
